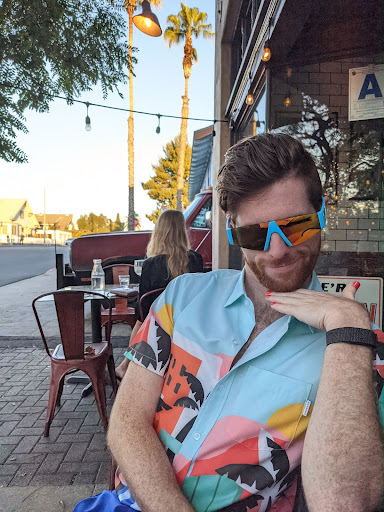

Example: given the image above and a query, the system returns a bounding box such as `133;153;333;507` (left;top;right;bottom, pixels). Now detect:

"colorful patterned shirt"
121;269;384;512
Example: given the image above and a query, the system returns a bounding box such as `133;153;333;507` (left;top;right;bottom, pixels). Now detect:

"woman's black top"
136;250;203;321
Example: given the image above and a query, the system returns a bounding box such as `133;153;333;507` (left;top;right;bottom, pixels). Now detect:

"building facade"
0;199;75;245
213;0;384;289
0;199;39;244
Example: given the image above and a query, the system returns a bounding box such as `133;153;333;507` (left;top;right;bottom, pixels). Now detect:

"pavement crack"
21;487;40;503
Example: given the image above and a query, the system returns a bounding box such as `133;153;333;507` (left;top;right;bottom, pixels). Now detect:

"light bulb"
145;18;152;28
85;115;92;131
284;96;291;108
156;125;160;134
261;44;271;62
246;93;254;105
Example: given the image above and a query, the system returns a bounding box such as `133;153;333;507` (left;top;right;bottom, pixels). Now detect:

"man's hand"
265;282;371;331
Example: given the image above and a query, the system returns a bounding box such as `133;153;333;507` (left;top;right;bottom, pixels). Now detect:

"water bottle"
91;259;105;290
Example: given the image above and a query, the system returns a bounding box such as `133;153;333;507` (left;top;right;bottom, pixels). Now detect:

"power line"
0;82;227;124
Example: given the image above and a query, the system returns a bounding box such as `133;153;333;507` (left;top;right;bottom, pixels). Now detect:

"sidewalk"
0;270;131;511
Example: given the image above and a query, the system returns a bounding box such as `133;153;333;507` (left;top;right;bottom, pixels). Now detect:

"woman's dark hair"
217;132;323;218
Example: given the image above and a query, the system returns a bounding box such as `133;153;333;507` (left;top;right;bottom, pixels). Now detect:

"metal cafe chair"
32;290;118;437
101;264;137;336
138;287;166;322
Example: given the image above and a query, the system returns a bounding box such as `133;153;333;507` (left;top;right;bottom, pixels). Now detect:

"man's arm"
266;284;383;512
107;361;195;512
301;341;382;512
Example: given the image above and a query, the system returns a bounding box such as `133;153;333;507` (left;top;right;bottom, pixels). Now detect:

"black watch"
326;327;378;350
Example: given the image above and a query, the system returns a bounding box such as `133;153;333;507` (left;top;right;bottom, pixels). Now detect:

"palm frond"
164;5;213;57
165;13;181;30
164;27;184;47
146;0;162;8
202;29;215;40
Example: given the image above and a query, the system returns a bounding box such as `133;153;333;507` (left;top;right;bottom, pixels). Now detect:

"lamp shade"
133;0;162;37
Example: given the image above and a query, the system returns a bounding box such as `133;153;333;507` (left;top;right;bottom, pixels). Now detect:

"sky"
0;0;215;230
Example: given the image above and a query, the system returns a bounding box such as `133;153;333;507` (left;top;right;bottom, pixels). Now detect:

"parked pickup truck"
56;190;213;288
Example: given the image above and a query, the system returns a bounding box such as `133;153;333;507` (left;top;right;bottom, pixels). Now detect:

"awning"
188;125;214;202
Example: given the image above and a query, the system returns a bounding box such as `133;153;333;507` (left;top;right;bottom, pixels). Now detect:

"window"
191;199;212;228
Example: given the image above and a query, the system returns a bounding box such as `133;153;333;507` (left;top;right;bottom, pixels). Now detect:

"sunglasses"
226;198;326;251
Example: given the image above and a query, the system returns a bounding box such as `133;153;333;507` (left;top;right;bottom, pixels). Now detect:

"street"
0;245;69;286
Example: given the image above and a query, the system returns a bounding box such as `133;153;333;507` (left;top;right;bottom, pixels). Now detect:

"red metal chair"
138;287;166;322
101;264;137;336
32;290;118;437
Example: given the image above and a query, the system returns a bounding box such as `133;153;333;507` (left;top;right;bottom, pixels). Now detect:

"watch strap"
326;327;378;349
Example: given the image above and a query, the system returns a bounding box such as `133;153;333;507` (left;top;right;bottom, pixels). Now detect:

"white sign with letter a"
318;275;383;329
349;65;384;121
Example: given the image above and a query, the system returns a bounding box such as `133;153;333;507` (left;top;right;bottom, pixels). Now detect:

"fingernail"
266;290;271;296
271;302;276;306
352;281;360;290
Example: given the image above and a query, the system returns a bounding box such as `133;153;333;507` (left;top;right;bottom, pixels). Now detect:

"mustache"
261;257;300;268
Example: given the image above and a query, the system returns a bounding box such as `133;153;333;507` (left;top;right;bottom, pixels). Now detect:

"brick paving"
0;343;126;491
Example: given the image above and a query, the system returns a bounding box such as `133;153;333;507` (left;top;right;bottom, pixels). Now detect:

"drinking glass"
118;275;130;288
134;259;145;277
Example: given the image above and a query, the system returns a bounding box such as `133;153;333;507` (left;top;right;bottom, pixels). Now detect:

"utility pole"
43;187;46;246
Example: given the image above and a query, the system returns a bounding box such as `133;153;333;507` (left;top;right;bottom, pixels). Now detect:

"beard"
243;239;320;292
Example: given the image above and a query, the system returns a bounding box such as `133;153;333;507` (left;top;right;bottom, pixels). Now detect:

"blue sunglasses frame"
226;197;326;251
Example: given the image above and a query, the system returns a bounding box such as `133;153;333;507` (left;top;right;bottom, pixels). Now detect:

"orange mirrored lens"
277;213;321;245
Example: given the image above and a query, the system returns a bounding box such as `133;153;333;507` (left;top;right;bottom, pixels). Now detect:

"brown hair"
217;132;323;218
146;209;190;278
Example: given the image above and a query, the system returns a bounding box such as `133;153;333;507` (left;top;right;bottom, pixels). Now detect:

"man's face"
235;176;321;293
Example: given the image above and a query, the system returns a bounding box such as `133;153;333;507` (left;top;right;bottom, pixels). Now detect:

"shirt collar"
224;268;247;308
307;271;323;292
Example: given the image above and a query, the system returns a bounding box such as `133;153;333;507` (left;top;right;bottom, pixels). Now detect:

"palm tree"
164;4;214;211
125;0;162;230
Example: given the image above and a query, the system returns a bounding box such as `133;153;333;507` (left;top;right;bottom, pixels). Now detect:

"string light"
261;18;272;62
246;93;254;105
284;92;291;108
0;82;227;126
245;72;254;106
156;114;161;134
85;102;91;132
261;45;271;62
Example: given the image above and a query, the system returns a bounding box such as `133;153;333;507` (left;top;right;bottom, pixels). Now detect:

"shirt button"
233;339;239;346
219;383;225;390
194;432;201;440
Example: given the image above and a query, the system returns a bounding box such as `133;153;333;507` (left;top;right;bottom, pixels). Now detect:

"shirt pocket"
224;365;312;451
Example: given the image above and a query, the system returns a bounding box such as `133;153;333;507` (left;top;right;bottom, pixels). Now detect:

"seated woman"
115;209;203;380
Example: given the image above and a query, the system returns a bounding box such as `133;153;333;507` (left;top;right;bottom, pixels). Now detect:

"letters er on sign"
318;276;383;329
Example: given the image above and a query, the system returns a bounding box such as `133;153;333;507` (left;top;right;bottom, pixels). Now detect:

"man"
76;133;383;512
